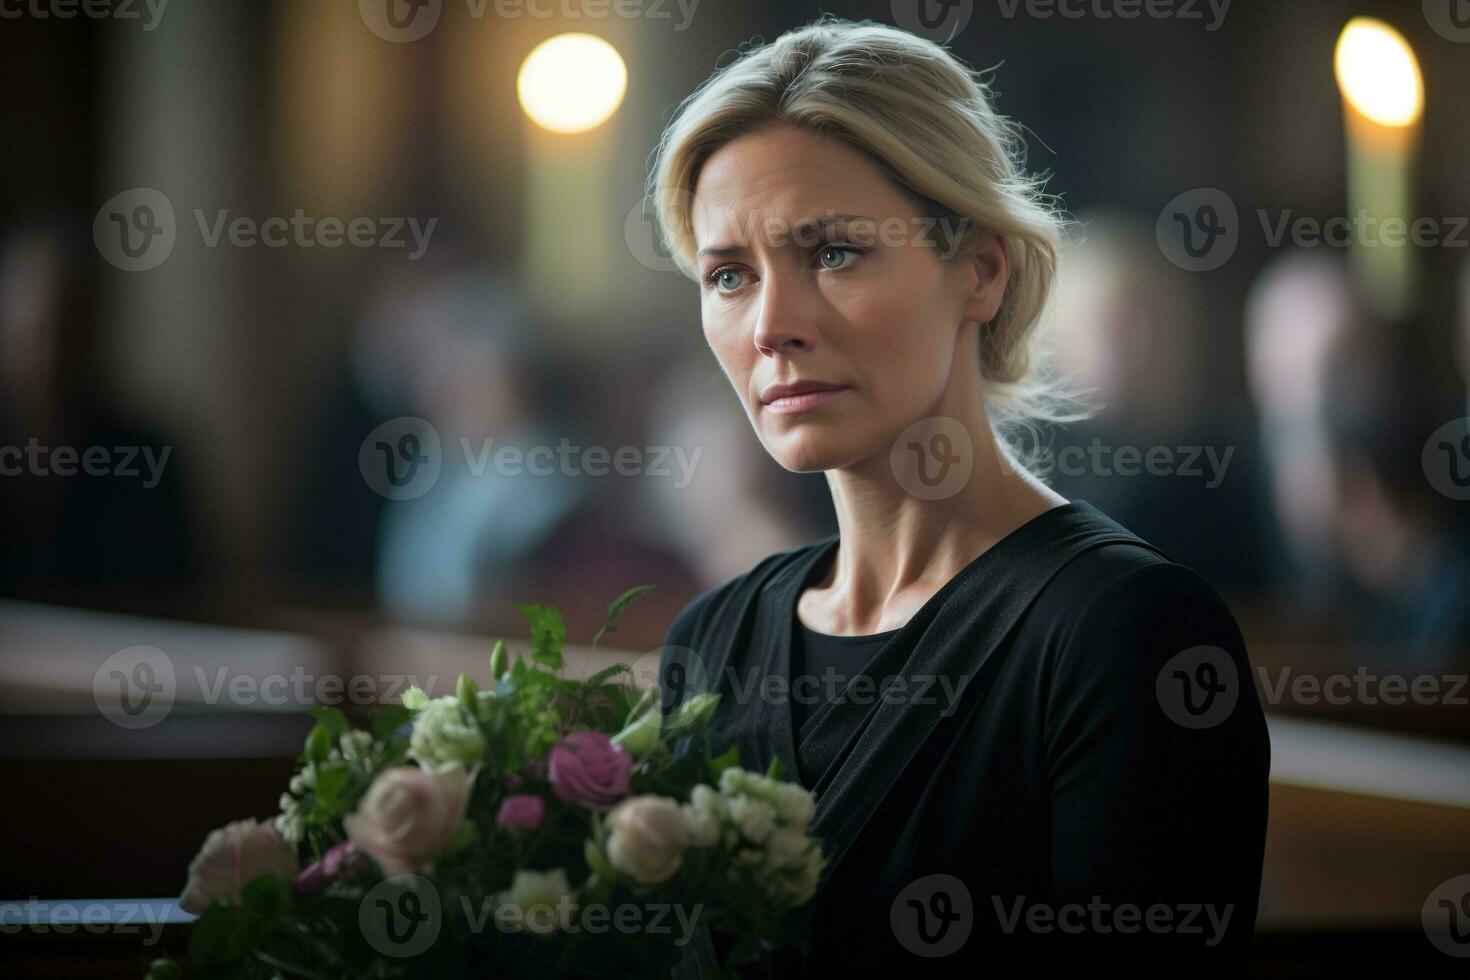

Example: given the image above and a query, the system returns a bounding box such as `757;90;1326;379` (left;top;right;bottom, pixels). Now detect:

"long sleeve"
1042;559;1272;974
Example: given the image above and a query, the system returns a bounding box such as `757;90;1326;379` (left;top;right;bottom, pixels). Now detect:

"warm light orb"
517;33;627;134
1334;17;1424;128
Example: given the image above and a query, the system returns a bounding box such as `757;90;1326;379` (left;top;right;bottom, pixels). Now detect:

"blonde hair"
646;14;1086;458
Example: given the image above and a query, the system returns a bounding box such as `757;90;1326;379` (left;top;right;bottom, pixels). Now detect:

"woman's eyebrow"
697;213;875;259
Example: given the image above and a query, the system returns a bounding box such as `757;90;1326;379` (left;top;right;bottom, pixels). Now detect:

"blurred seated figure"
0;217;195;608
1319;314;1470;675
1243;250;1357;612
1044;208;1268;595
637;352;836;590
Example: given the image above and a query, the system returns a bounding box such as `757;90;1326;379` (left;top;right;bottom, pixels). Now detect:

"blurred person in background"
0;216;195;608
1044;208;1268;595
638;352;836;589
1243;250;1358;613
1318;314;1470;676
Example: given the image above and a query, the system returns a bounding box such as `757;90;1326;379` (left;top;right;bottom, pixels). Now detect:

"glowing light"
517;33;627;134
1334;18;1424;128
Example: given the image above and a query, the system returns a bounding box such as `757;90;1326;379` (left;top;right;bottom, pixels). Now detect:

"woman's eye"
817;245;862;270
708;268;746;293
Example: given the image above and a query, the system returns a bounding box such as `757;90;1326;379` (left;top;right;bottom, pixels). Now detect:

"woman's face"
691;121;1006;473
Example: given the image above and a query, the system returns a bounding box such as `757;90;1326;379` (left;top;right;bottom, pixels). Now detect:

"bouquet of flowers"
145;587;824;979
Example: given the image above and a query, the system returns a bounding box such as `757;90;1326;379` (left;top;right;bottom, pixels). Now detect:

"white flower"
681;805;721;848
773;784;815;830
275;793;305;846
497;868;572;935
288;773;306;795
690;784;723;814
339;730;374;763
718;767;746;796
605;795;689;884
726;794;775;845
410;696;486;769
762;828;812;871
783;846;824;903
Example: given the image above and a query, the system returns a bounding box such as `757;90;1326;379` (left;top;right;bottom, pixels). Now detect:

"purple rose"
496;794;546;832
547;731;630;811
296;842;366;896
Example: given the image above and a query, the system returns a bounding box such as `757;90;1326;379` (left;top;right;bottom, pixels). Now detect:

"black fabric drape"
661;501;1270;977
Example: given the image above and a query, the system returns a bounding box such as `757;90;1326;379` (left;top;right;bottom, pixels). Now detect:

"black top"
789;606;900;785
661;501;1271;977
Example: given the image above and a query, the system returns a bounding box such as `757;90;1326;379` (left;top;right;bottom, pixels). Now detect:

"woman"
648;16;1270;977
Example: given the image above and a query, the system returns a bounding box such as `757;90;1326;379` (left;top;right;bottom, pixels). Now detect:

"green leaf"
239;872;292;917
305;706;349;740
707;743;741;779
304;723;332;764
143;959;183;980
585;662;633;687
456;673;479;705
370;704;412;741
764;754;784;782
489;637;508;678
312;764;352;812
591;584;657;647
583;836;617;881
518;603;566;670
401;685;431;711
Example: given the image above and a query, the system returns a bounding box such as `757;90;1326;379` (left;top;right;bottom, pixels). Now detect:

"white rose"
498;868;572;935
604;795;689;884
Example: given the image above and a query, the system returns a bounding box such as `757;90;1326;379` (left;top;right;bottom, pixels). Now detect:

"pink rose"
344;764;474;876
547;731;630;811
496;794;546;832
296;841;367;895
179;818;300;914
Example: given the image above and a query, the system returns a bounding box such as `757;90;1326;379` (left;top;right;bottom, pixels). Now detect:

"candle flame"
1334;17;1424;128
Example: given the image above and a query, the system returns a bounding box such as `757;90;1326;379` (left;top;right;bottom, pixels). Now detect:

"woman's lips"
763;386;850;414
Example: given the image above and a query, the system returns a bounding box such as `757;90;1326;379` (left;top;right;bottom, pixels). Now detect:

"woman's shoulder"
662;535;837;649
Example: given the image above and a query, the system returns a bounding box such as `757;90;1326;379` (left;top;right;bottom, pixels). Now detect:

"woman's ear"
959;231;1010;327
